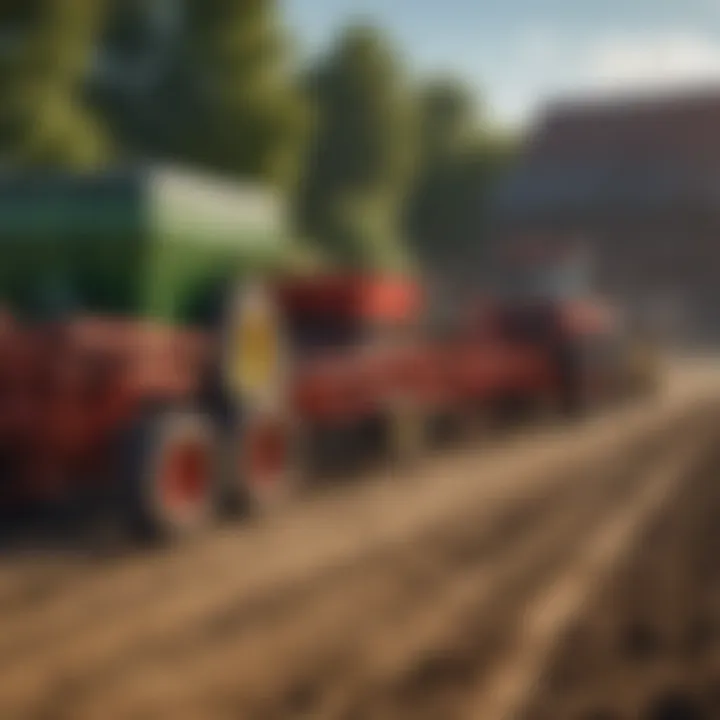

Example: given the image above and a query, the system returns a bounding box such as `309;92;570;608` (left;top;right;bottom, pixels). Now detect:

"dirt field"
521;421;720;719
1;361;720;720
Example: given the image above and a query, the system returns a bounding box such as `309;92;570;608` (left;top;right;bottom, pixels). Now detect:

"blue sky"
282;0;720;127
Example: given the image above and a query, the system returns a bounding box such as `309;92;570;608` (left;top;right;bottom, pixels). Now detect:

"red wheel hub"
160;439;210;513
245;421;289;486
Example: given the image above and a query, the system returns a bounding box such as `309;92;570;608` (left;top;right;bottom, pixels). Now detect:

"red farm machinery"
0;169;660;542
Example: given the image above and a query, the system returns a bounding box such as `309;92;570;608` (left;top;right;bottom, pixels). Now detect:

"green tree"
0;0;111;168
92;0;308;188
296;24;417;271
405;77;516;283
184;0;309;187
89;0;199;165
416;77;477;163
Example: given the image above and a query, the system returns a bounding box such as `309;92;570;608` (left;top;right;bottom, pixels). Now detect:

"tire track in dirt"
0;367;716;719
466;422;716;720
5;400;718;720
290;406;720;720
44;418;672;720
518;419;720;720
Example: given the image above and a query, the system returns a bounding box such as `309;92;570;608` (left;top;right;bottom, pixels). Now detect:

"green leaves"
296;23;416;272
0;0;111;169
179;0;309;189
0;2;515;280
405;78;517;281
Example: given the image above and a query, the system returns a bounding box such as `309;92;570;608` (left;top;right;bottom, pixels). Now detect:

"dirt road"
0;362;719;720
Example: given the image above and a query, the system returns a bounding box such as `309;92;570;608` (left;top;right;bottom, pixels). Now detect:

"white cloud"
586;32;720;91
491;29;720;125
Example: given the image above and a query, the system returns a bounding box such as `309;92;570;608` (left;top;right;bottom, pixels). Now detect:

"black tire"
219;407;306;516
118;409;217;543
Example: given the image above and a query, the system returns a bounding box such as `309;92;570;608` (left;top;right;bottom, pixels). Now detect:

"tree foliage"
0;0;111;169
0;2;515;278
296;24;417;271
416;77;477;164
93;0;309;189
406;78;516;282
183;0;309;186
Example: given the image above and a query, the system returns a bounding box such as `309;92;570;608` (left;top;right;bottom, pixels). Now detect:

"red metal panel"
276;274;424;323
0;316;211;503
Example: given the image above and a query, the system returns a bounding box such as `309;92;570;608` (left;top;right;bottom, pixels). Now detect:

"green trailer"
0;165;290;323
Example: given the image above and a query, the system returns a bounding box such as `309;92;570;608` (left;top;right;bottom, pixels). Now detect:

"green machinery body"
0;165;290;324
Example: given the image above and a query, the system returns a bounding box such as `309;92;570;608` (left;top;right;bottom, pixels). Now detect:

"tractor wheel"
119;409;217;543
221;408;306;516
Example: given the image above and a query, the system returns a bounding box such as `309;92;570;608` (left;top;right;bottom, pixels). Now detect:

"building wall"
488;211;720;343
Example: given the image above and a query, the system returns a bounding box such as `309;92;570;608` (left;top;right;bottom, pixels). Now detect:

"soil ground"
0;360;719;720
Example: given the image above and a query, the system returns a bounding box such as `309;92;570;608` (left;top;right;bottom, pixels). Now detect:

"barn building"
489;88;720;343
